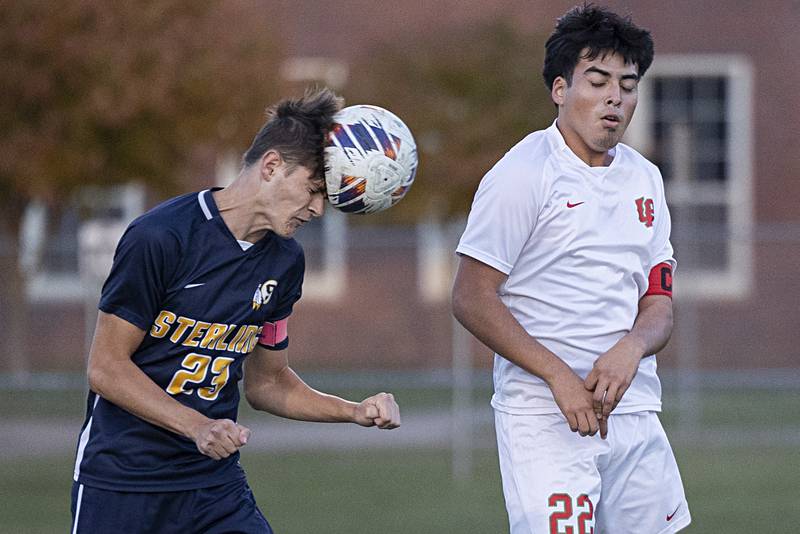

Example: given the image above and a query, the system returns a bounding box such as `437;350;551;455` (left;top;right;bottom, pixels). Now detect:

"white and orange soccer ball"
324;105;417;214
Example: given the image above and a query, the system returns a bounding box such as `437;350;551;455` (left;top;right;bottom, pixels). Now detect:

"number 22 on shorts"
166;353;234;401
548;493;594;534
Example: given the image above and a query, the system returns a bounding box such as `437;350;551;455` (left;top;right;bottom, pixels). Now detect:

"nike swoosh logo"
184;283;205;289
666;503;682;521
566;201;585;208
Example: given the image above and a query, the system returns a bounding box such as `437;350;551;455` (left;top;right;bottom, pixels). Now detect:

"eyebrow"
584;66;640;81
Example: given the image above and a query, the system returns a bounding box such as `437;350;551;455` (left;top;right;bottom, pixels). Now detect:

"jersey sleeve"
268;248;305;322
98;221;180;331
257;248;305;351
649;168;677;272
456;158;542;275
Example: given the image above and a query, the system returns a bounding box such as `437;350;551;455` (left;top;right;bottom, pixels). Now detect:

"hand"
584;338;642;428
190;418;251;460
353;392;401;429
548;369;602;438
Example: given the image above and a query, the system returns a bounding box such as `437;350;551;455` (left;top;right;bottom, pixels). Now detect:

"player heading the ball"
70;87;402;534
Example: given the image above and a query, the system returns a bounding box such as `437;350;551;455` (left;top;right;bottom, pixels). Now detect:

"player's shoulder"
124;192;201;247
136;191;203;224
269;235;305;268
484;128;554;185
502;128;556;166
616;142;662;178
275;235;303;257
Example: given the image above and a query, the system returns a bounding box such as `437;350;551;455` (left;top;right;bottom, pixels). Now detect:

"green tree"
0;0;282;374
346;20;554;223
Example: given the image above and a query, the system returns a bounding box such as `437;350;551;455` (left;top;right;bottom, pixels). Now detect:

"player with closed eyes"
452;5;690;533
70;88;401;533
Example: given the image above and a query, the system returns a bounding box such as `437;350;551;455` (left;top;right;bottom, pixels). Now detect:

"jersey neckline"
546;120;623;176
197;188;271;254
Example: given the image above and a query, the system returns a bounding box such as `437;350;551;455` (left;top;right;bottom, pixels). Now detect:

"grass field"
1;385;799;533
2;446;800;533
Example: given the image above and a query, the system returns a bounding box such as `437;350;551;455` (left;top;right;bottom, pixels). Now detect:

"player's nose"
309;192;325;218
605;85;622;106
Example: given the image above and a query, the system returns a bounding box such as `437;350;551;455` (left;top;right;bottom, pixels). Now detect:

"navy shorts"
70;478;273;533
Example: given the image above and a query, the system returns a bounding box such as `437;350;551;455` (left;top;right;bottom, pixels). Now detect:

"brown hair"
242;87;344;180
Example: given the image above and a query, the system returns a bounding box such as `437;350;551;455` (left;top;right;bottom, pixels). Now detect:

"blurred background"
1;1;799;532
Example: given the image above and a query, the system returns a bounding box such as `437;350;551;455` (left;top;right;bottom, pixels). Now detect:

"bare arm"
87;311;249;459
244;345;400;429
630;294;674;355
451;255;601;437
584;294;673;421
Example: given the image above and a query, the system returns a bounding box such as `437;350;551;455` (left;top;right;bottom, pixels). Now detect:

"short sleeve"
456;158;542;275
268;248;305;322
649;168;676;272
98;221;179;331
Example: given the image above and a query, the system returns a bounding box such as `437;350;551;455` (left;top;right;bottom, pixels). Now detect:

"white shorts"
494;410;690;534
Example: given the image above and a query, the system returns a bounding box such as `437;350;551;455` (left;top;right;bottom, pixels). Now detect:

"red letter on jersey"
635;197;655;228
645;262;673;298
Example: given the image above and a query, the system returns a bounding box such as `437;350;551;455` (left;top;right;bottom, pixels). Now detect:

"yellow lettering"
234;325;259;353
150;310;176;338
201;323;230;349
246;326;264;353
183;321;211;348
170;316;196;344
215;324;237;351
226;325;249;353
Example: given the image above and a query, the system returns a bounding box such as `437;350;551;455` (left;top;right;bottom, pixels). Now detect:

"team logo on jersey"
252;280;278;310
635;197;655;228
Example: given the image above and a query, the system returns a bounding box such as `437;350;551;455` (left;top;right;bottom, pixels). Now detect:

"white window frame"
23;183;145;303
625;54;754;300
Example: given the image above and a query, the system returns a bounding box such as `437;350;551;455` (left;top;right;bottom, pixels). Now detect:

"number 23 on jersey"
166;354;234;401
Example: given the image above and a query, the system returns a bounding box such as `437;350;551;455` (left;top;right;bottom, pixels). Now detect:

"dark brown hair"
543;4;654;89
242;87;344;179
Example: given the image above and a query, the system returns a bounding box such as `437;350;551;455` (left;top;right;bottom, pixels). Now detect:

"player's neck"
556;120;615;167
213;172;272;243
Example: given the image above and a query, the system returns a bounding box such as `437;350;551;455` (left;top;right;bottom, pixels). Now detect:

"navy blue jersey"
73;189;304;491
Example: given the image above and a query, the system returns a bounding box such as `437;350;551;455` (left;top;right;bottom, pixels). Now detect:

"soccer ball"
324;105;417;214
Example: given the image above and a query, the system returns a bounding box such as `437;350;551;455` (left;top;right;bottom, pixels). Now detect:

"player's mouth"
601;113;622;128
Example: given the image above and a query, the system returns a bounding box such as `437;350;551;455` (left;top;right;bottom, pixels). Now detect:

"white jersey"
457;121;675;415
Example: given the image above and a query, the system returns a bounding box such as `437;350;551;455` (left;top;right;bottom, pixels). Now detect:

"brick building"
11;0;800;375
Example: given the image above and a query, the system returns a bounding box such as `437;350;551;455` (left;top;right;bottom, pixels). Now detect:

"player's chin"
604;121;629;140
276;224;297;238
284;218;308;237
595;132;622;151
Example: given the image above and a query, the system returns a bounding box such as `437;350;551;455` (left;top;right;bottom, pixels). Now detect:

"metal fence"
1;218;799;465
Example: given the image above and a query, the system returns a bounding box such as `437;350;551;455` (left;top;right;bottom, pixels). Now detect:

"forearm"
245;365;356;423
88;358;210;439
622;295;673;358
452;290;573;385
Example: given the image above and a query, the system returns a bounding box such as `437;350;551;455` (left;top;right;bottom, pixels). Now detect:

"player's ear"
551;76;567;106
260;150;283;181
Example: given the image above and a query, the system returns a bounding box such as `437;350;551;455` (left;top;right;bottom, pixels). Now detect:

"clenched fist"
352;392;401;429
190;418;251;460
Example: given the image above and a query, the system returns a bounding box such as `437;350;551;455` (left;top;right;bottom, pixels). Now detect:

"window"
625;55;754;299
22;184;145;302
293;213;347;300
